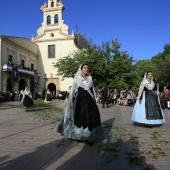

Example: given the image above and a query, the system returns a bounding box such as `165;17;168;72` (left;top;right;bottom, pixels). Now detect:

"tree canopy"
133;44;170;89
53;38;170;90
151;44;170;87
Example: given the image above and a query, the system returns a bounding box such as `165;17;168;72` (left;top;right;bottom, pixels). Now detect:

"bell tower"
32;0;77;92
32;0;71;41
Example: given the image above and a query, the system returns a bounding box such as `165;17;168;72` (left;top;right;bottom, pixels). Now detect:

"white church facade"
0;0;79;95
32;0;78;93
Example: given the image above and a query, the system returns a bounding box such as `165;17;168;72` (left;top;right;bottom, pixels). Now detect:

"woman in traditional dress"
44;89;52;103
131;71;165;128
57;63;102;144
21;86;34;111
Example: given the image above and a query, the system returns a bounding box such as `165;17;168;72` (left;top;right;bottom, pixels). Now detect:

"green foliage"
53;38;170;89
133;60;156;86
151;44;170;87
133;43;170;89
53;39;137;89
133;60;156;78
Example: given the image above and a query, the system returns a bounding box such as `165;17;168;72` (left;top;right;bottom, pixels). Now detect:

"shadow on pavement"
0;118;113;170
0;121;156;170
0;138;75;170
56;118;156;170
0;105;19;110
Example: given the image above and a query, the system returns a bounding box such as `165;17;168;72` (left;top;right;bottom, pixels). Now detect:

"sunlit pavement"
0;100;170;170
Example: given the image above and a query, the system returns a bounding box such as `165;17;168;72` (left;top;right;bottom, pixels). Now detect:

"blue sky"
0;0;170;61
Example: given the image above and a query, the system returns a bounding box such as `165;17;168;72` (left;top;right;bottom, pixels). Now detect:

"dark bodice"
141;86;163;120
74;87;101;131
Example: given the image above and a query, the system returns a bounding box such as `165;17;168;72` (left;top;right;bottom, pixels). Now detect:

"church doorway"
47;83;56;93
18;79;27;91
6;77;12;92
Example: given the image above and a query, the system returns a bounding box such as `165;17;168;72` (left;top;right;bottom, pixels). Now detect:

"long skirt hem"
131;91;165;125
60;119;103;141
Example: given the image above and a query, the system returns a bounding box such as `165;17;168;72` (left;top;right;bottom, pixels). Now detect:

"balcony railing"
2;64;40;77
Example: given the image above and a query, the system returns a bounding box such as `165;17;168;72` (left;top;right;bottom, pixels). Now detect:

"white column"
54;0;57;7
58;12;62;26
51;14;55;24
44;13;47;26
48;0;51;8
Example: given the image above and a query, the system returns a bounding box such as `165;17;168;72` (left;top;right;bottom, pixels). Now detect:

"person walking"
131;71;165;128
57;63;102;145
44;89;52;103
21;86;34;111
100;86;109;108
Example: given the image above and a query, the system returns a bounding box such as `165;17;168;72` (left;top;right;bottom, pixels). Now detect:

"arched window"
51;1;54;7
47;15;51;25
54;15;58;24
57;0;61;2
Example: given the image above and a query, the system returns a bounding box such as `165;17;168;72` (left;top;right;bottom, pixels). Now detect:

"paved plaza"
0;100;170;170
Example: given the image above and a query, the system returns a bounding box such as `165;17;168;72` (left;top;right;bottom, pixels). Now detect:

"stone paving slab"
0;100;170;170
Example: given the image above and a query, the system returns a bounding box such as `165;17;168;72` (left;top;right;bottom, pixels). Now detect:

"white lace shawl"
47;90;51;95
21;90;32;103
137;72;155;100
44;90;51;102
64;64;96;122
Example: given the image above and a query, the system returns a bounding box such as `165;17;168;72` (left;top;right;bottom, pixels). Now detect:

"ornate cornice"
33;37;74;43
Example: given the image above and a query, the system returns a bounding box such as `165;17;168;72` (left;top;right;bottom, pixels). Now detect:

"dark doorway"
18;79;26;91
47;83;56;93
6;77;12;92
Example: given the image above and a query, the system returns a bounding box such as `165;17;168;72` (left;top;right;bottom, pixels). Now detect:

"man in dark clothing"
100;86;109;108
160;89;170;109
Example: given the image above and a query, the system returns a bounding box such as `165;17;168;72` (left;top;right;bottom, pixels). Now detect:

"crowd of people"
96;87;138;107
0;90;20;102
96;86;170;110
0;88;68;103
1;83;169;112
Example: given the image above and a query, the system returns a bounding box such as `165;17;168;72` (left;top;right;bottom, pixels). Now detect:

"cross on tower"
75;25;80;33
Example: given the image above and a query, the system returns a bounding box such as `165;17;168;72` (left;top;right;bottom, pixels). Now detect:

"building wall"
1;41;17;92
0;37;39;93
32;0;79;92
36;38;77;92
1;38;38;69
